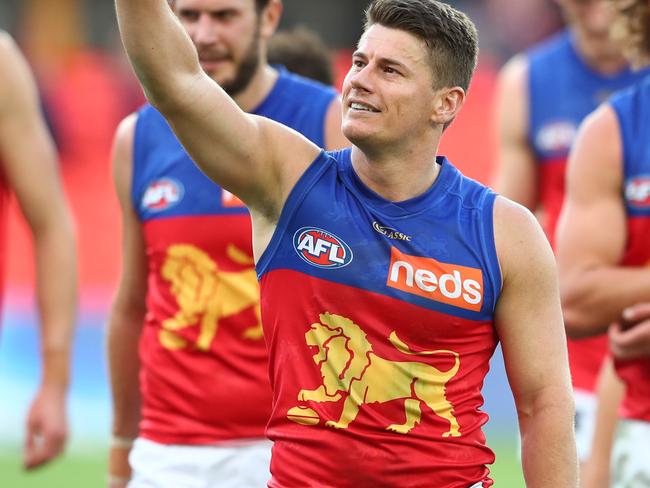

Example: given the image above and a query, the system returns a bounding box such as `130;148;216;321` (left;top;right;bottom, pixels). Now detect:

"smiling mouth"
349;102;380;113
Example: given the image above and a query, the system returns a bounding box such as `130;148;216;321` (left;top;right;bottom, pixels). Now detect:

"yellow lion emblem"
296;313;461;436
159;244;262;351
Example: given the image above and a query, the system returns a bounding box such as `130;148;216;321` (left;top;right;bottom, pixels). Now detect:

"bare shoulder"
493;196;555;283
111;113;139;198
495;54;530;138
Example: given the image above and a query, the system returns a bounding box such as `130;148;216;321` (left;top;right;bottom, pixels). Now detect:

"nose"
347;63;372;93
586;0;614;33
193;14;219;46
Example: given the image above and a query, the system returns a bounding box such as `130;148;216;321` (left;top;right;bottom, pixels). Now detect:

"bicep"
494;56;538;210
0;41;67;230
494;198;570;403
556;106;626;277
111;116;148;313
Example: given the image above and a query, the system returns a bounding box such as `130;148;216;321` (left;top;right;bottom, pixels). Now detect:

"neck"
571;28;628;75
232;63;278;112
350;137;442;202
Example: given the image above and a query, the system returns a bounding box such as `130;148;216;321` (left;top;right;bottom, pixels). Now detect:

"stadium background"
0;0;564;485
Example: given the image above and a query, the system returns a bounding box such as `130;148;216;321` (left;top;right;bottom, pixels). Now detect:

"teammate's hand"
23;383;68;470
108;442;133;488
609;303;650;360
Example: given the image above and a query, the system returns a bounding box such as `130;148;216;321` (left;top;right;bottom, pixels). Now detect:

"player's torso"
132;71;336;444
611;77;650;422
528;32;649;393
528;31;647;243
259;149;502;488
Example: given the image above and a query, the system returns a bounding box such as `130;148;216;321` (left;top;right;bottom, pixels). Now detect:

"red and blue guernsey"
258;148;502;487
610;76;650;424
132;67;338;445
528;30;649;394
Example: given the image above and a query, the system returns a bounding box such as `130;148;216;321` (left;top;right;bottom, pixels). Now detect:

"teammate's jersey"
132;67;338;445
528;30;649;393
610;76;650;423
258;148;502;487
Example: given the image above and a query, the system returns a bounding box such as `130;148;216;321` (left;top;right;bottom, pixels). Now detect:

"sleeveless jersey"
258;148;502;487
132;67;338;445
610;76;650;423
528;30;649;393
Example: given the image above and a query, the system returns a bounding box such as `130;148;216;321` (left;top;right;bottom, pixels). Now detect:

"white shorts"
573;388;597;463
611;419;650;488
128;437;272;488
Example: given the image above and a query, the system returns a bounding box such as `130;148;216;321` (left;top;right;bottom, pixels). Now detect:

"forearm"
561;267;650;337
518;388;578;487
107;309;144;437
34;219;77;388
114;0;201;108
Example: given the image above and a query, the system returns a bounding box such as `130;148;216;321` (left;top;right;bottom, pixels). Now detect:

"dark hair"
365;0;478;91
268;26;334;85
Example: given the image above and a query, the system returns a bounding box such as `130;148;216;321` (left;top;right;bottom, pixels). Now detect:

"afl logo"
141;178;184;212
293;227;353;269
625;176;650;207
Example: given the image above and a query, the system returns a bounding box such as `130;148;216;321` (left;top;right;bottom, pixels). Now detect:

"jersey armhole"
481;191;503;312
130;111;147;216
256;150;334;278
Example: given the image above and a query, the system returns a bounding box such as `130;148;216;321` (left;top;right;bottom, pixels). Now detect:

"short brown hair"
610;0;650;68
365;0;478;91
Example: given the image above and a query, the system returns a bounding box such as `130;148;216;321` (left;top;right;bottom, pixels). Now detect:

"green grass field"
0;439;524;487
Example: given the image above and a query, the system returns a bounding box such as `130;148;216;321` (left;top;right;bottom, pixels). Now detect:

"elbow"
560;284;605;338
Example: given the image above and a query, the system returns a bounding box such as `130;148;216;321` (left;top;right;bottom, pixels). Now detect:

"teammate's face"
341;25;441;150
173;0;263;96
557;0;616;40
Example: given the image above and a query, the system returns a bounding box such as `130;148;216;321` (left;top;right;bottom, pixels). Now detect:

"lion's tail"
389;331;460;372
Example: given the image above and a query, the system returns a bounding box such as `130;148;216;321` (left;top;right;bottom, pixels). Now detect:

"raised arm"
105;115;148;488
494;197;577;488
0;32;77;469
494;55;538;211
556;105;650;338
114;0;318;216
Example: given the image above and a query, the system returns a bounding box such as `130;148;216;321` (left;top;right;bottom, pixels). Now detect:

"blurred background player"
268;26;335;85
0;32;77;470
494;0;650;465
555;1;650;486
106;0;348;486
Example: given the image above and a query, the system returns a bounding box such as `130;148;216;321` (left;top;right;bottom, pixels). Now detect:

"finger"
622;302;650;322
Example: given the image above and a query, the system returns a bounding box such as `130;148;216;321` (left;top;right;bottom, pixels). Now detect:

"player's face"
557;0;616;40
173;0;262;96
341;24;439;150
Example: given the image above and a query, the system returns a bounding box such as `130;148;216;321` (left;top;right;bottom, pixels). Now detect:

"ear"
430;86;466;127
259;0;283;40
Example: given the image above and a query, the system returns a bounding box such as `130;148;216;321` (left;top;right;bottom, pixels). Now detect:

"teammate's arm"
106;115;147;488
494;55;538;210
323;96;349;150
579;358;622;488
556;106;650;338
0;32;77;470
494;197;578;488
114;0;319;216
609;303;650;360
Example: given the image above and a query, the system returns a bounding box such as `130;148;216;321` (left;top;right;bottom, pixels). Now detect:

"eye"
352;59;365;69
214;9;236;21
178;9;199;21
383;66;400;75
